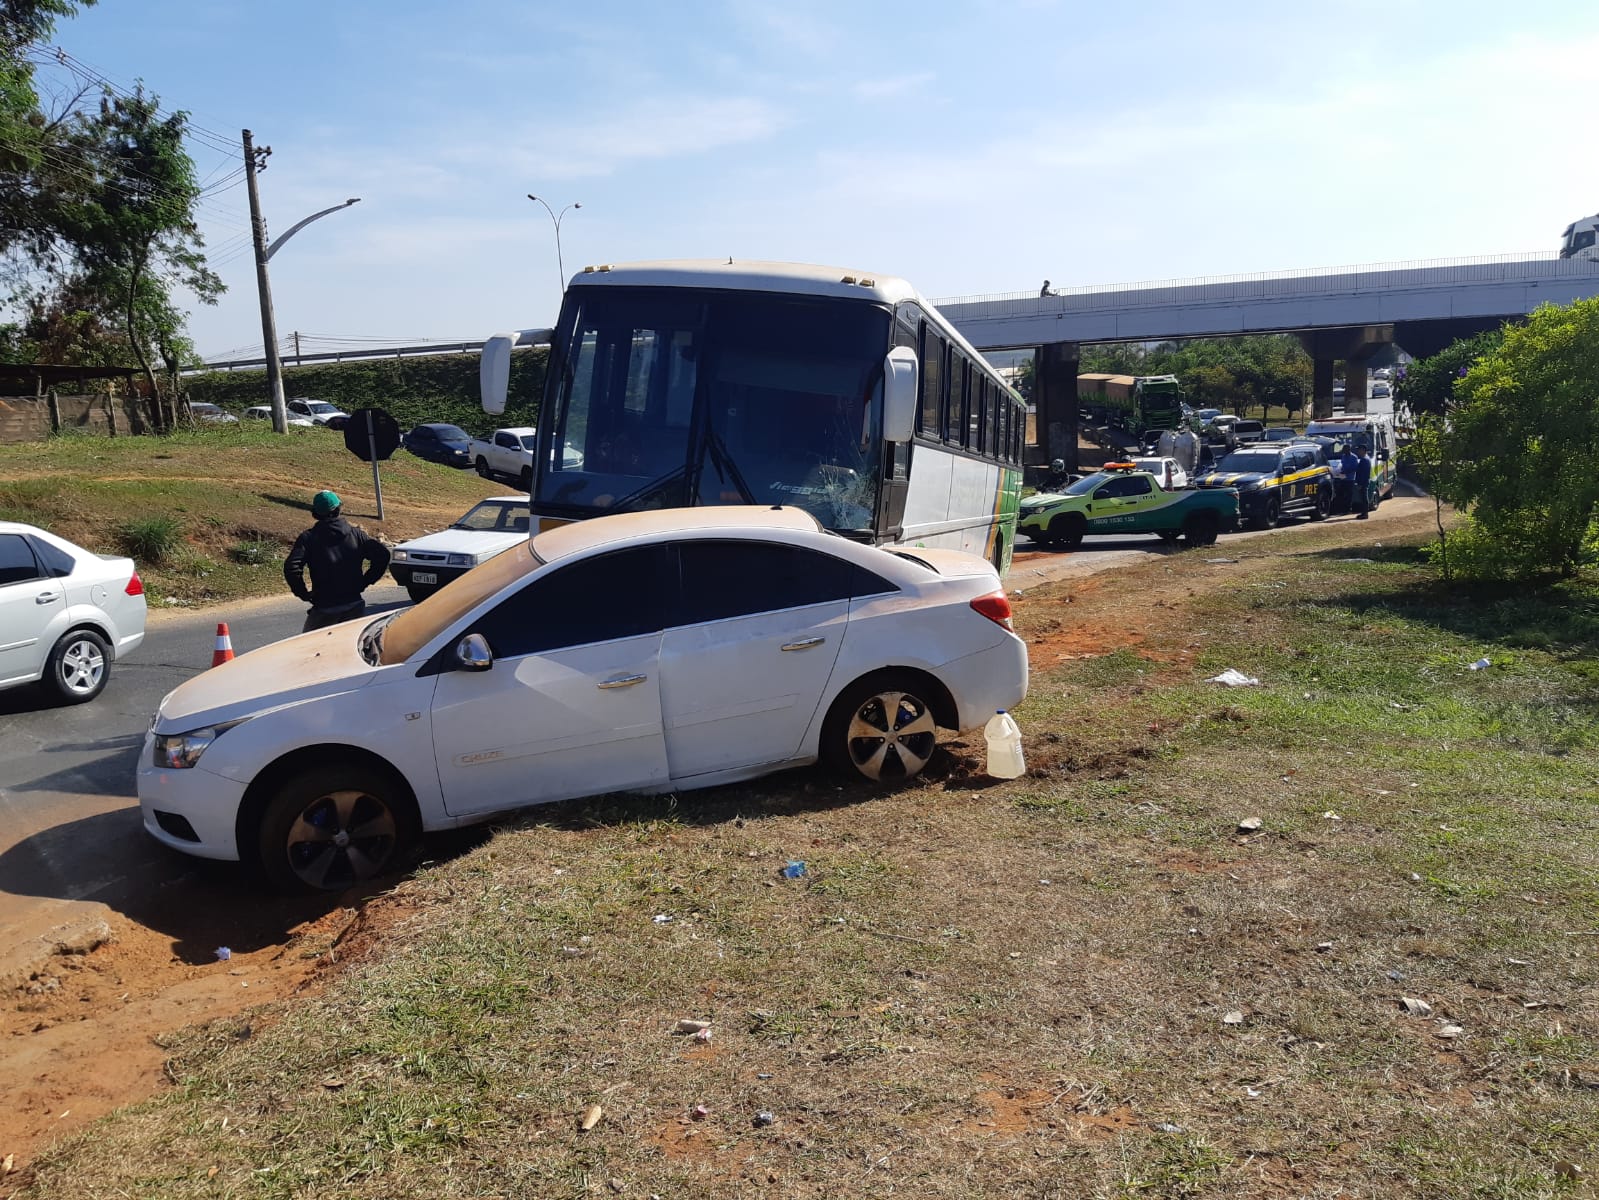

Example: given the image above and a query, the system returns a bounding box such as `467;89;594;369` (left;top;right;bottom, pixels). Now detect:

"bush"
116;514;184;563
227;539;277;565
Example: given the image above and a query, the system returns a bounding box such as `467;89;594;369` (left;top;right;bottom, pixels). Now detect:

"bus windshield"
535;288;889;534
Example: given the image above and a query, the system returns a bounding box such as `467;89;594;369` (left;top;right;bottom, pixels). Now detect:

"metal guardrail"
195;340;488;373
933;252;1590;317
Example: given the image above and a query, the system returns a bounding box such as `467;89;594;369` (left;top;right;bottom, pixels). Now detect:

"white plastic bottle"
984;710;1025;780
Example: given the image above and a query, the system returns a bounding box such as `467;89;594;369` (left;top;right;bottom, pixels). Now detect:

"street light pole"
241;128;361;434
527;194;581;294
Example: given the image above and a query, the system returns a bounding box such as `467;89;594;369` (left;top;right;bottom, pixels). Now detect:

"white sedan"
243;405;316;428
138;506;1028;890
389;496;529;601
0;522;146;704
1129;455;1189;490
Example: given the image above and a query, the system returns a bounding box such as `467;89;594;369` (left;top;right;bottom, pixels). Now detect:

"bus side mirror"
883;347;918;443
480;333;515;415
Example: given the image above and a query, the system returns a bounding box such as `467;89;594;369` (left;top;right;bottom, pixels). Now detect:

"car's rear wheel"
475;456;492;478
518;465;533;490
821;673;941;785
1045;512;1086;550
1182;511;1220;547
43;628;110;704
257;765;419;892
1156;529;1180;543
1311;486;1331;520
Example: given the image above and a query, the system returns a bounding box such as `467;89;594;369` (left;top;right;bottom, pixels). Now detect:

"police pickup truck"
1194;443;1332;530
1018;463;1240;549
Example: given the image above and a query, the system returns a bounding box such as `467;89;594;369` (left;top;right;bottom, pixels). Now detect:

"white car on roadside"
1129;456;1188;490
138;506;1028;891
0;522;146;704
243;405;316;428
388;495;530;601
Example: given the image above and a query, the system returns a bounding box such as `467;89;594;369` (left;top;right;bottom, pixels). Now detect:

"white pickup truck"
470;427;537;487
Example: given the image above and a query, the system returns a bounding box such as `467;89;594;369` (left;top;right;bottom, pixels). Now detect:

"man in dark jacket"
284;490;391;631
1354;449;1373;520
1337;445;1360;514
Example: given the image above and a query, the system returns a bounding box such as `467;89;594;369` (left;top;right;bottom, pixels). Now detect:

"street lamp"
241;129;363;433
527;194;581;294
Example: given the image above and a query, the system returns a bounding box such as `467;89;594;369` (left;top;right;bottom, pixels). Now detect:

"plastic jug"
984;710;1025;780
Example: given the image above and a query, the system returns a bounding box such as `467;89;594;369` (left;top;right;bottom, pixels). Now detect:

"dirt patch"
961;1084;1140;1140
0;895;405;1170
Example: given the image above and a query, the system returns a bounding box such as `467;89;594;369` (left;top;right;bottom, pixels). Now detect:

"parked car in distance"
243;405;315;427
1129;455;1189;490
471;426;583;487
188;402;237;424
286;397;349;429
402;422;474;468
137;505;1028;891
1261;427;1298;442
1232;419;1266;444
1371;381;1392;399
389;495;529;601
0;521;146;704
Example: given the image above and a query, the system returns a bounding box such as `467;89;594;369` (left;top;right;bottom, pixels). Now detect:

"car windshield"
429;424;469;442
193;404;220;414
450;500;531;532
379;540;543;666
308;402;339;414
519;433;537;451
1063;473;1107;496
535;287;889;534
1215;451;1284;473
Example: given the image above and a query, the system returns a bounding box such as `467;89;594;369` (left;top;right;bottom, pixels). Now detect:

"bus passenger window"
946;357;967;444
920;329;945;436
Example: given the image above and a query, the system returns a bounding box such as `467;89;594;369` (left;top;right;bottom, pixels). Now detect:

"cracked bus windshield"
535;290;887;534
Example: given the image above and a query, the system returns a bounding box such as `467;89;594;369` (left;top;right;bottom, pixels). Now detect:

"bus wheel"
1182;511;1219;547
1046;512;1085;550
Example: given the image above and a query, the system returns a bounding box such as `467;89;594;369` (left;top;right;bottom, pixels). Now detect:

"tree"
1420;301;1599;580
1393;328;1503;421
44;88;221;417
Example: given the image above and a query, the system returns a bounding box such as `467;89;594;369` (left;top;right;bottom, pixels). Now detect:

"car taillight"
125;571;144;596
969;590;1013;630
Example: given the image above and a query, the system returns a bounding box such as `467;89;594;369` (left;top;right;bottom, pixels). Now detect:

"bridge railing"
934;251;1588;316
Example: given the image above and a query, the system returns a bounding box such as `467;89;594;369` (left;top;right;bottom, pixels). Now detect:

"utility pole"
293;330;301;365
242;129;288;433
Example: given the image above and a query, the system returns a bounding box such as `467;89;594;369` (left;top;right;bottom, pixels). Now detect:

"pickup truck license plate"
412;571;437;584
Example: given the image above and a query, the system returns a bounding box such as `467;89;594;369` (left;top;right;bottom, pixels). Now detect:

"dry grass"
0;426;502;606
13;514;1599;1199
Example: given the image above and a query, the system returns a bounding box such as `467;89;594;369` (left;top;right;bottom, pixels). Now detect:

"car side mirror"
455;633;494;671
882;346;918;443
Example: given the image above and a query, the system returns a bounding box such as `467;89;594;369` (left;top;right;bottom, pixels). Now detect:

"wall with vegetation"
185;348;548;438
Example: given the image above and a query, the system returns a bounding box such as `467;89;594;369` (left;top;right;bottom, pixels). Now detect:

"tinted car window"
0;534;42;586
28;536;76;577
672;541;894;626
472;546;666;657
1096;475;1152;499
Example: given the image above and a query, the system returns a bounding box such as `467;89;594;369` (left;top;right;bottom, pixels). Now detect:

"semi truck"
1078;373;1185;443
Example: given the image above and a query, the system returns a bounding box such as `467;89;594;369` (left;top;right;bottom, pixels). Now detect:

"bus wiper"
603;464;690;514
702;427;757;504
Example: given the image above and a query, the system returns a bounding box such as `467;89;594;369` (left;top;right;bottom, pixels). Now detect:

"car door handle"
597;673;647;689
36;592;59;604
781;637;826;651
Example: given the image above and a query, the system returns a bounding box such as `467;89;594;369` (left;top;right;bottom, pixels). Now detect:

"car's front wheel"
821;673;942;785
43;628;110;704
475;457;492;478
1045;512;1086;550
256;764;419;892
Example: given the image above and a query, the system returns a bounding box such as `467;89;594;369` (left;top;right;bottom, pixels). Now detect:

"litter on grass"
1469;657;1491;671
1206;669;1260;687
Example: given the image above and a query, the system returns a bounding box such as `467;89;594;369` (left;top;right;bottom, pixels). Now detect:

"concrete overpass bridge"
936;252;1599;469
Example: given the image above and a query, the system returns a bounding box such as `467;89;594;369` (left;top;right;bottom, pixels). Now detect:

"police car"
1194;444;1331;529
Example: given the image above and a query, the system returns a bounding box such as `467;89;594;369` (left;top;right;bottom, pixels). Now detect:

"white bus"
480;260;1026;571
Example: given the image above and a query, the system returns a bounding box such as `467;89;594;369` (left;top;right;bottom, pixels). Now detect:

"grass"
14;513;1599;1198
0;425;503;606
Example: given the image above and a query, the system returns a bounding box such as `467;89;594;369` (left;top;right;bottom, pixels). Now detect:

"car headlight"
153;719;247;769
446;553;477;567
392;549;411;562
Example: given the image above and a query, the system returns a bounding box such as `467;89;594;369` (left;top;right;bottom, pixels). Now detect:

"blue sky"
33;0;1599;358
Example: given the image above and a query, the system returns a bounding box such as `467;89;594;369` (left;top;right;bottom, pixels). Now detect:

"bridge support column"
1343;362;1370;416
1033;341;1080;473
1311;357;1336;420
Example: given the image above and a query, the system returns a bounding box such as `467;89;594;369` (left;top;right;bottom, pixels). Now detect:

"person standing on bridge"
284;490;391;631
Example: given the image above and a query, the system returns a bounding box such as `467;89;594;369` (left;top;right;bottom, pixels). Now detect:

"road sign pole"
366;410;385;520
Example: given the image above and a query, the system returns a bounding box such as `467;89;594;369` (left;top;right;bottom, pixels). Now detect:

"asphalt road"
0;583;414;977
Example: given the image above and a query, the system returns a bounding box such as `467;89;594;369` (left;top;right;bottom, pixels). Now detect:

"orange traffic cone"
211;622;235;667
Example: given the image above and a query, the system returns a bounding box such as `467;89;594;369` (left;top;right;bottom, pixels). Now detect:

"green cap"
312;489;341;518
